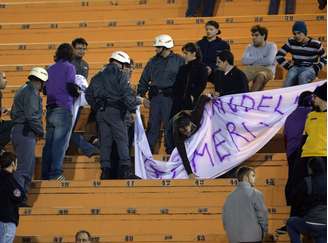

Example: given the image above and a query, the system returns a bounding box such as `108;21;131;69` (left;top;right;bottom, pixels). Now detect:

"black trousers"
0;120;14;151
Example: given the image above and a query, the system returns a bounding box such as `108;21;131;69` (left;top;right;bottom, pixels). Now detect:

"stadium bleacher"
0;0;326;242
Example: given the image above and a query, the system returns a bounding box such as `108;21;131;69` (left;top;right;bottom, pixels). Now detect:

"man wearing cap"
137;34;184;153
11;67;47;194
0;72;14;155
276;21;327;87
86;51;146;179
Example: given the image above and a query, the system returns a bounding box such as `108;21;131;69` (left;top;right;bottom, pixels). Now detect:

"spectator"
165;95;211;178
0;152;26;243
71;37;89;79
213;50;249;96
241;25;277;91
86;51;147;179
276;21;327;87
297;82;327;181
287;158;327;243
0;72;14;155
41;43;77;181
137;34;184;153
171;42;208;117
276;91;313;234
75;230;91;243
223;167;270;243
268;0;296;14
185;0;216;17
317;0;327;9
11;67;47;195
70;38;98;157
197;20;230;80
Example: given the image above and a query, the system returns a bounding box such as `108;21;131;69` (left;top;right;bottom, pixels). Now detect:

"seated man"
241;25;277;91
0;72;14;155
212;50;249;96
287;158;327;243
276;21;326;87
165;95;211;179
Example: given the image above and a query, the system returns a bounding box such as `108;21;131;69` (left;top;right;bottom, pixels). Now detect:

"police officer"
11;67;47;193
86;51;146;179
137;34;185;152
0;152;26;243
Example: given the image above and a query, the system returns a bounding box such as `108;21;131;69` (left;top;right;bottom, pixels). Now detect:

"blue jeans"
0;222;16;243
70;132;98;157
185;0;216;17
41;107;73;179
287;216;327;243
284;66;316;87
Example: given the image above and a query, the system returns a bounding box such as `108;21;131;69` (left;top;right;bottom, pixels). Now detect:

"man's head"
292;21;308;43
28;67;48;91
109;51;131;69
181;42;202;63
312;82;327;111
205;20;220;39
75;230;91;243
54;43;74;62
236;166;256;187
175;114;195;137
0;152;17;173
297;91;313;107
250;25;268;47
72;38;88;59
153;34;174;57
0;72;7;90
216;50;234;72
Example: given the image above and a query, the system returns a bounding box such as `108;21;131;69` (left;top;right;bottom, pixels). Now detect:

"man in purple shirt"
276;90;313;234
41;43;77;181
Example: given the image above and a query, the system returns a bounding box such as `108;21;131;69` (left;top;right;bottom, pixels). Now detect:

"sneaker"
276;225;287;234
56;175;66;182
118;165;136;179
100;168;111;180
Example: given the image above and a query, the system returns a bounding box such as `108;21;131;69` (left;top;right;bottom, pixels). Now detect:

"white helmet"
110;51;131;64
153;34;174;48
29;67;48;82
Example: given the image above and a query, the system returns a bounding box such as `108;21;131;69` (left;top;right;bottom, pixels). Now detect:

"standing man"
223;167;269;243
137;34;184;153
70;37;99;157
0;72;14;155
11;67;47;194
213;50;249;96
276;21;327;87
86;51;145;179
0;152;26;243
71;37;89;79
197;21;230;80
41;43;77;181
241;25;277;91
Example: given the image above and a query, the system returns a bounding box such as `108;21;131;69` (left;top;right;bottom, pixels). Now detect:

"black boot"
100;168;111;180
118;165;137;179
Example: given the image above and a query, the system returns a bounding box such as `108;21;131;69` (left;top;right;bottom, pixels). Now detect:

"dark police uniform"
85;63;140;178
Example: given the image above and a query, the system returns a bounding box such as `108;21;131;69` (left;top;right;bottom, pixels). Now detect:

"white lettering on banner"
134;81;325;179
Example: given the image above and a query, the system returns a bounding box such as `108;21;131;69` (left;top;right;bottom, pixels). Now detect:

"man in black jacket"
0;152;26;243
212;50;249;96
86;51;145;179
11;67;48;194
165;95;211;178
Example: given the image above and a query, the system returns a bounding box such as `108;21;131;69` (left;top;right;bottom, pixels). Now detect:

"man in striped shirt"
276;21;326;87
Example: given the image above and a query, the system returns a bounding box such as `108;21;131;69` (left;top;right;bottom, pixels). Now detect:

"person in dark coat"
0;152;26;243
197;20;230;80
171;42;208;117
